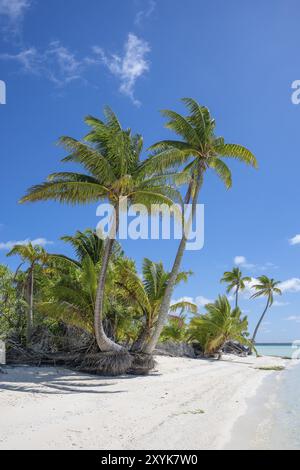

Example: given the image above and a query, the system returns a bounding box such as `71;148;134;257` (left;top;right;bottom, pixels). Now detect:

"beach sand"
0;355;289;450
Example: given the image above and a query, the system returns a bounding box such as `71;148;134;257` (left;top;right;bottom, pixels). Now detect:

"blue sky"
1;0;300;342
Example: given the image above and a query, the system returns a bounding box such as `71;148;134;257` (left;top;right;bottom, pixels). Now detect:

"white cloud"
195;295;213;307
135;0;156;26
234;256;246;265
0;0;30;20
289;234;300;246
286;316;300;323
279;278;300;293
94;33;150;106
0;238;53;250
272;300;290;307
0;0;31;34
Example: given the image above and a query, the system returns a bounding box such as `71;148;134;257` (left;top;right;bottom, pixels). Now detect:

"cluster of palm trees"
1;98;282;366
221;267;282;347
17;98;258;358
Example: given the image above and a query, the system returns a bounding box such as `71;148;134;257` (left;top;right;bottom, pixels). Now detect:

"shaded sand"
0;355;288;450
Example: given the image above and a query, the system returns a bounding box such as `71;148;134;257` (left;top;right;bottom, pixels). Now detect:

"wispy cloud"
0;0;31;35
273;300;290;307
94;33;150;106
289;234;300;245
135;0;156;27
0;41;90;86
1;34;151;104
285;315;300;323
234;256;277;272
0;238;53;250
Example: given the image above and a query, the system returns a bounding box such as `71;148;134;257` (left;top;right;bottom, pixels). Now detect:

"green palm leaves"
251;276;282;345
20;107;178;208
251;276;282;306
221;268;251;308
189;296;251;356
144;98;257;190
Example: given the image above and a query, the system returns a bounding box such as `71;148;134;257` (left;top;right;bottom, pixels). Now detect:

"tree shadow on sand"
0;367;132;395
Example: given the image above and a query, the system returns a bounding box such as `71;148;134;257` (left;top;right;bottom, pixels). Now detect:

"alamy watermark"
0;80;6;105
96;198;205;251
291;80;300;104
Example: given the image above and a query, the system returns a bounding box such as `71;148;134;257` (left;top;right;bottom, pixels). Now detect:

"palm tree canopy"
20;106;181;210
7;243;49;266
221;267;252;294
189;295;251;355
251;276;282;305
142;98;258;191
115;257;195;326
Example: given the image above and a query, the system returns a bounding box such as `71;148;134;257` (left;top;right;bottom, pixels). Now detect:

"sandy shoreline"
0;355;290;450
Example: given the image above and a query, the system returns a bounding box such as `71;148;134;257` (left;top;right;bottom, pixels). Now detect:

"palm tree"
7;243;49;344
141;98;258;354
221;267;251;308
189;296;251;358
52;229;122;268
20;107;179;353
38;255;98;335
251;276;282;344
114;258;196;351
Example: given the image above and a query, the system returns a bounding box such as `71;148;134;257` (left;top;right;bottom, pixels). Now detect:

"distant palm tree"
141;98;257;354
7;243;49;344
221;267;251;308
115;257;196;351
189;296;251;358
251;276;282;344
20;107;179;353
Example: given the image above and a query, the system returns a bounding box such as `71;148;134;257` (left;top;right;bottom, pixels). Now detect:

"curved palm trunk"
142;173;203;355
94;207;123;352
27;266;34;345
251;297;270;345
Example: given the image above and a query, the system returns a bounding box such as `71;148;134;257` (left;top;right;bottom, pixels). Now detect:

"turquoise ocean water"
256;343;300;359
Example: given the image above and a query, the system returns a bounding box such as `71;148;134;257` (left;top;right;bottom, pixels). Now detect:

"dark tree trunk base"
127;353;156;376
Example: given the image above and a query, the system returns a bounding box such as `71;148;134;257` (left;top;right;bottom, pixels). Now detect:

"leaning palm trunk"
143;173;203;354
251;297;270;345
94;208;123;352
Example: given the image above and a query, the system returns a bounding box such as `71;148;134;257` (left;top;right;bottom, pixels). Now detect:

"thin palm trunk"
143;172;202;354
94;206;123;352
251;296;270;344
235;286;239;309
27;266;34;345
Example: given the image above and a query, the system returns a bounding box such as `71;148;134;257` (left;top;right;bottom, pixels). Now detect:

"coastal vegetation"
0;98;282;375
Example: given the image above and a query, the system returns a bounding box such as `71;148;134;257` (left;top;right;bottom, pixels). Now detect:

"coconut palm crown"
221;267;251;308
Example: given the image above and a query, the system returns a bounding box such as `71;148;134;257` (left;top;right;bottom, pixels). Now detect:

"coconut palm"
38;255;97;335
141;98;258;354
189;295;251;358
114;258;196;351
52;229;122;268
221;267;251;308
20;107;180;353
251;276;282;344
7;243;49;344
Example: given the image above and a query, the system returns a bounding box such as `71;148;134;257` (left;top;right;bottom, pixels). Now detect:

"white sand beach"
0;355;289;450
